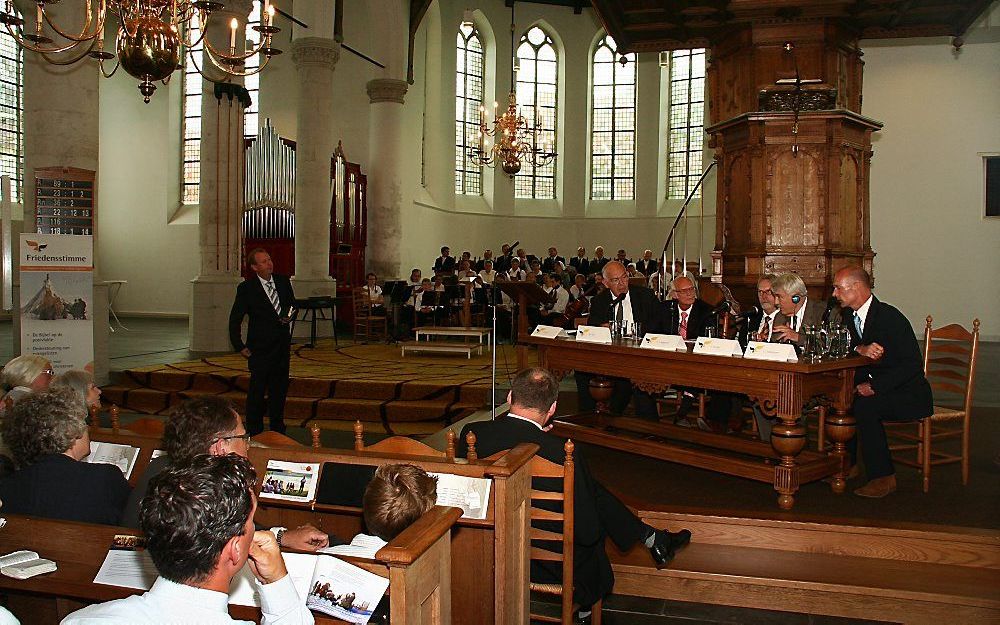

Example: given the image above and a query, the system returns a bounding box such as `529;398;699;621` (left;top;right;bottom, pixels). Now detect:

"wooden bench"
609;507;1000;624
403;327;490;358
0;508;459;625
87;428;535;625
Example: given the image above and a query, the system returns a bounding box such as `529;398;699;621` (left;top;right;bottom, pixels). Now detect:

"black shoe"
648;530;676;569
668;529;692;551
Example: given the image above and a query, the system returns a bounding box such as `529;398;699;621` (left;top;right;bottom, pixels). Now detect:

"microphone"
712;300;732;314
738;305;761;319
820;296;839;324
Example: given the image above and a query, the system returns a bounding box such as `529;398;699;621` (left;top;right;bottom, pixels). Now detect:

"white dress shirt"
544;286;570;314
758;310;778;341
854;294;874;335
61;575;313;625
612;291;635;325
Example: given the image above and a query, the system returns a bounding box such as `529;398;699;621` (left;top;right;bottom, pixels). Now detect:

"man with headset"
771;273;825;345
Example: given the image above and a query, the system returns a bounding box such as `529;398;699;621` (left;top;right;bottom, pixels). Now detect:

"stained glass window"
591;35;635;200
514;26;557;200
455;23;484;195
0;12;23;203
667;48;706;200
181;11;204;205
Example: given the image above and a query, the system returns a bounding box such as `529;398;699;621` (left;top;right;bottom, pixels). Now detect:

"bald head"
672;276;697;308
602;261;629;296
833;265;872;310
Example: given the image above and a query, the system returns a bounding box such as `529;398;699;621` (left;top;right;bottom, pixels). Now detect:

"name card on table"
640;333;688;352
744;341;799;363
532;325;570;339
693;337;743;357
576;325;613;344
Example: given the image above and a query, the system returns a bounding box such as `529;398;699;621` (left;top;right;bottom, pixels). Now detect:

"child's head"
363;463;438;541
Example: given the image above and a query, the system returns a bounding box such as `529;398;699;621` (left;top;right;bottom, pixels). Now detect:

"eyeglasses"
606;275;629;283
675;288;696;295
757;289;773;296
41;368;55;376
216;432;251;444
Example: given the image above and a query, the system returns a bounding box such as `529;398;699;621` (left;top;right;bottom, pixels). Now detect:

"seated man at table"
770;272;825;346
120;396;329;552
664;276;723;429
458;368;691;616
0;388;130;525
63;454;314;625
575;261;666;419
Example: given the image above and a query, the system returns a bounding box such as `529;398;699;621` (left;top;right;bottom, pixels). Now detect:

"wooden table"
524;335;864;509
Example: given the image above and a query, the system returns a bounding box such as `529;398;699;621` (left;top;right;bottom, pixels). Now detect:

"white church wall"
862;8;1000;338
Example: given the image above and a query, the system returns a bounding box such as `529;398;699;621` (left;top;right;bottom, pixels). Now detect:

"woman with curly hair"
0;388;130;525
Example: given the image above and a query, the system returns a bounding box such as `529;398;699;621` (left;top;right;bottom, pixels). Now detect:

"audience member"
591;246;609;275
771;272;824;345
458;368;690;614
615;249;631;266
570;246;589;276
363;463;438;543
51;369;102;410
1;354;53;410
635;249;657;277
834;266;932;498
432;246;455;275
0;388;129;525
120;396;329;551
541;247;566;273
62;454;314;625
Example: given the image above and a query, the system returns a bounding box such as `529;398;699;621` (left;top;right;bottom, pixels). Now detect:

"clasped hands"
853;342;885;398
771;324;798;343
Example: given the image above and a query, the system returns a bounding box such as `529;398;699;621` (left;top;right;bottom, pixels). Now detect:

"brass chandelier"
468;0;556;177
0;0;282;103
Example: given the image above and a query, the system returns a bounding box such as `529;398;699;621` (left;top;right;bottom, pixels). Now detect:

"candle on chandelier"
230;18;238;53
266;3;275;27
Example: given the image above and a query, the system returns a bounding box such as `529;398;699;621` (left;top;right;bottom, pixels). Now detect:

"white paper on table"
228;553;318;608
305;556;390;624
744;341;799;363
575;325;612;344
428;472;492;520
639;333;687;352
93;548;158;590
693;337;743;358
319;535;388;559
150;449;166;459
259;460;320;502
531;325;569;339
86;442;141;479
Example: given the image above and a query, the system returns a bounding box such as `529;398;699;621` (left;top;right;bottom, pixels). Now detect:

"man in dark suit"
590;246;610;276
229;248;295;436
771;272;826;346
834;266;932;498
576;261;666;418
432;246;456;275
457;368;690;614
663;276;713;339
569;246;589;276
635;249;658;277
541;247;566;273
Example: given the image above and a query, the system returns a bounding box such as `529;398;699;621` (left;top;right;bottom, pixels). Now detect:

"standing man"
635;250;657;277
541;247;565;273
229;248;294;436
576;261;666;418
833;266;932;498
771;272;824;345
432;246;455;276
570;246;589;276
590;246;610;276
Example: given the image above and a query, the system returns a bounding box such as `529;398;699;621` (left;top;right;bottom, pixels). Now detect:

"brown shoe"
823;464;860;485
854;475;897;498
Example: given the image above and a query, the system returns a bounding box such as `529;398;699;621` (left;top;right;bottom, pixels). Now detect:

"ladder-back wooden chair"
352;286;387;343
888;316;980;492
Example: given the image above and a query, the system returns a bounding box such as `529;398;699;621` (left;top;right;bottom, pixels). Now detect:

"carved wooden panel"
724;154;751;250
769;150;821;248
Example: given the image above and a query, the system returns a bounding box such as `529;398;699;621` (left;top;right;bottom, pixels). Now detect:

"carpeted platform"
102;340;534;434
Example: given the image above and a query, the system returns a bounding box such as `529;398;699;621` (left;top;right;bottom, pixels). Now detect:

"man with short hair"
746;274;782;439
458;368;690;615
569;246;589;276
505;257;527;282
531;273;570;327
665;277;722;429
63;454;314;624
120;397;329;552
432;246;455;276
615;249;631;266
771;272;824;345
590;246;609;275
229;248;295;436
635;249;657;277
541;247;565;273
476;249;494;272
834;266;932;498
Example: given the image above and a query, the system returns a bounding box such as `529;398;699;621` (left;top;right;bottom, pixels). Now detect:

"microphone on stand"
738;305;762;319
820;296;839;324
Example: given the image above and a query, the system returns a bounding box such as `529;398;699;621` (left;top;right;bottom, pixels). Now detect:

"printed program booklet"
304;556;390;623
86;442;141;479
429;472;492;520
259;460;320;502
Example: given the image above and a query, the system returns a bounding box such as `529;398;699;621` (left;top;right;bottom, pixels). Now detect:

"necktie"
791;313;799;332
679;311;688;339
266;281;281;315
757;316;771;342
854;312;863;337
614;297;624;324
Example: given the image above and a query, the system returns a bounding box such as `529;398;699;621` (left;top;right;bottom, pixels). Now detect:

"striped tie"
266;281;281;316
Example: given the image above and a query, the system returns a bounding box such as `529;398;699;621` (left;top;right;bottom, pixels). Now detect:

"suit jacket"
588;286;666;334
228;273;295;354
774;298;826;346
635;259;657;276
541;255;566;272
0;453;130;525
842;297;933;420
664;298;714;339
433;256;456;274
590;256;610;274
569;256;590;275
456;416;613;607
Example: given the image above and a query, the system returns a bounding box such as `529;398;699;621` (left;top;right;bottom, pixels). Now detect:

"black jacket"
569;256;590;276
635;259;658;276
842;297;933;420
541;256;566;273
433;256;456;274
590;256;610;274
588;286;666;334
0;454;130;525
664;298;714;339
228;273;295;353
456;416;613;607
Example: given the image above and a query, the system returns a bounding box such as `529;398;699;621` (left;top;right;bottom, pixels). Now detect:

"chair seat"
530;582;563;595
929;405;965;421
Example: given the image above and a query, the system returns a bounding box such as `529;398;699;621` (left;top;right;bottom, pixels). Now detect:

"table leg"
824;405;857;494
771;373;807;510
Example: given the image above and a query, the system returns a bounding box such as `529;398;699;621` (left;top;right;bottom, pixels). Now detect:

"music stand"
496;281;550;369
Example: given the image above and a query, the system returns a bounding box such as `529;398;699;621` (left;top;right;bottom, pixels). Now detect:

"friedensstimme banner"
19;234;94;373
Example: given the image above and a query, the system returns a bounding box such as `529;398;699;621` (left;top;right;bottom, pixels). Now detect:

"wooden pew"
87;428;535;625
610;506;1000;625
0;508;459;625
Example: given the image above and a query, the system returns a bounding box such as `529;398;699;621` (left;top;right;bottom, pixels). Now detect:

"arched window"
0;11;24;204
455;22;484;195
591;35;635;200
666;48;706;199
515;26;557;200
181;2;261;205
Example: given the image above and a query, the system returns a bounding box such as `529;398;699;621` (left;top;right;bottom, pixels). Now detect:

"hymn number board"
34;167;96;235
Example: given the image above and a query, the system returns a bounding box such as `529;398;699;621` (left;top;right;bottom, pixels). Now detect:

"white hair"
771;273;808;297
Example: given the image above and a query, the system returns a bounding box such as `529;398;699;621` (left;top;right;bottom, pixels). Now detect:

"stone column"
366;78;408;278
189;0;252;352
19;2;109;381
291;37;339;298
